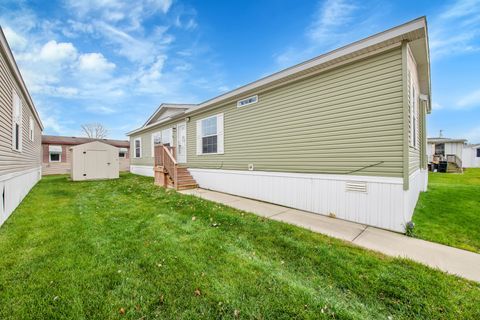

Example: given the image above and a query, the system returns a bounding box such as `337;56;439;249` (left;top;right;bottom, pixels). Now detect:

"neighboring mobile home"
42;135;130;175
463;144;480;168
0;27;43;226
427;137;466;172
128;17;431;233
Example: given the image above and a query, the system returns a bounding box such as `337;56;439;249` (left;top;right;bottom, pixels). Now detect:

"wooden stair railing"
154;144;178;189
446;154;462;169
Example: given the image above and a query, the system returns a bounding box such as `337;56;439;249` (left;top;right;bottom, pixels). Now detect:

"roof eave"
0;26;44;130
184;16;428;117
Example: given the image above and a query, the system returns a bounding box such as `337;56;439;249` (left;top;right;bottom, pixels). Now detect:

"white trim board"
188;168;425;233
0;166;42;182
130;165;154;177
0;167;41;227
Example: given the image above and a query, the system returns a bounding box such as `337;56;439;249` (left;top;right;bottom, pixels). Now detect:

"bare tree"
81;123;108;139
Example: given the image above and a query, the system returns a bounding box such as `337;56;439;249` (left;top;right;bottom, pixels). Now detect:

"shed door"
84;150;108;179
176;122;187;163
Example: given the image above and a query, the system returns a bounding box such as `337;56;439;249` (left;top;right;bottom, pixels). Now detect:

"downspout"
401;41;409;191
420;103;427;170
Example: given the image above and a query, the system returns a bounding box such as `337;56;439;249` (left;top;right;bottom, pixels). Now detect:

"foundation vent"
346;181;367;193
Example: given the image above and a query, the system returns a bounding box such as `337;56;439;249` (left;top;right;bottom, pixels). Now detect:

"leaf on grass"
194;288;201;296
159;295;165;304
119;307;125;315
192;216;196;221
234;309;240;317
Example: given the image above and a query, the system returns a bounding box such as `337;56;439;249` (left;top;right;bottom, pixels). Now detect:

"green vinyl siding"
130;123;177;166
409;147;420;174
186;47;405;177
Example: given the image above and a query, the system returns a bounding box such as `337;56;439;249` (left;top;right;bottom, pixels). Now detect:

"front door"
176;122;187;163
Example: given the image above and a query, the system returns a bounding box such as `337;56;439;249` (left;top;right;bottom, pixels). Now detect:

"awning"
119;147;128;152
49;145;62;153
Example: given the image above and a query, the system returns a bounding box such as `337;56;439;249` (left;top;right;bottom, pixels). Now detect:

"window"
150;128;173;156
134;138;142;158
196;114;224;155
29;117;34;141
477;148;480;158
12;91;22;151
151;132;162;157
161;128;172;146
237;95;258;108
119;148;127;158
49;145;62;162
435;143;445;156
50;153;60;162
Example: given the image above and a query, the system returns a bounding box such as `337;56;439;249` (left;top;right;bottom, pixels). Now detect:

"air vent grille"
346;181;367;193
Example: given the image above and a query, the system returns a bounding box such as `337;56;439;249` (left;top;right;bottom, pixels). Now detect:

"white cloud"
95;22;173;64
78;52;116;73
429;0;480;59
86;105;117;114
457;89;480;109
273;0;383;68
2;26;28;50
39;40;77;62
65;0;173;31
307;0;357;42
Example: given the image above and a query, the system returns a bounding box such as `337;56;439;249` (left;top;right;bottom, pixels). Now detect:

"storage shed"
70;141;119;181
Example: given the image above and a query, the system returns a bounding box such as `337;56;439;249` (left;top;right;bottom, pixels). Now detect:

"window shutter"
196;120;202;155
217;113;224;154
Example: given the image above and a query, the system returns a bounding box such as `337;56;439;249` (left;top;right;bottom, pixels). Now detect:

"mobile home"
0;27;43;226
128;17;431;233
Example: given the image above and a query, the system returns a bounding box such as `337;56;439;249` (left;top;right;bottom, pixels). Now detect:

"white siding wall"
0;167;41;226
130;165;154;177
189;168;427;233
463;146;480;168
445;142;464;161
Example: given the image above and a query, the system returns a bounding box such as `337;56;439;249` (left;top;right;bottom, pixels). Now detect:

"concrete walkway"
180;188;480;282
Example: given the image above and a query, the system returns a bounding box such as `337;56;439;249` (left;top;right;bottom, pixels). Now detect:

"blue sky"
1;0;479;142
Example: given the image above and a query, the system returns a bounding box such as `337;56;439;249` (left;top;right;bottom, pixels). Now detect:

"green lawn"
413;168;480;253
0;174;479;319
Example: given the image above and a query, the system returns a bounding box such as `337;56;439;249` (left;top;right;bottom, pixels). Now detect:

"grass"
413;168;480;253
0;174;479;319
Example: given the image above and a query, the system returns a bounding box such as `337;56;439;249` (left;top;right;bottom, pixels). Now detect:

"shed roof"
427;138;467;144
42;135;129;148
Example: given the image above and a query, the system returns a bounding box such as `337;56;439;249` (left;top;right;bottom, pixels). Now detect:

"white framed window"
49;145;62;162
161;128;173;146
151;131;162;157
12;90;22;152
237;95;258;108
150;128;173;157
134;137;142;158
196;114;224;155
29;117;34;141
119;148;128;158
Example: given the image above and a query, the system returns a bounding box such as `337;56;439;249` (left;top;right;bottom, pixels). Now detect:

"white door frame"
176;121;187;163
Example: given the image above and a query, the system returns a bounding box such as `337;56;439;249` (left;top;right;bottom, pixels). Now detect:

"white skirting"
189;168;428;233
130;165;154;177
0;167;42;227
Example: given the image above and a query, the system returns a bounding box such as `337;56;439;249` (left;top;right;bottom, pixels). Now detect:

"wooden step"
177;185;198;191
